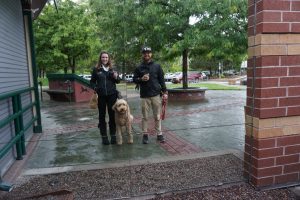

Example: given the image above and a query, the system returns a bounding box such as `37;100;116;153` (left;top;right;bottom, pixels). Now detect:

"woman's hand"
113;72;118;79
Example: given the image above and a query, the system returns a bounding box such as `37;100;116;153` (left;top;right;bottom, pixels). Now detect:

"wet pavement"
25;85;246;169
3;84;298;200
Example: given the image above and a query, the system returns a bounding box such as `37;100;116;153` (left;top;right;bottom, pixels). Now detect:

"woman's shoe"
142;134;149;144
102;136;110;145
110;135;117;144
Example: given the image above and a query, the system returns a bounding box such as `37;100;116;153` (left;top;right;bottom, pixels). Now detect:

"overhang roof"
31;0;48;20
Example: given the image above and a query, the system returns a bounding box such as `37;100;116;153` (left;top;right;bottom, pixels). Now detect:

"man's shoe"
102;136;110;145
157;135;165;143
110;135;117;144
142;134;149;144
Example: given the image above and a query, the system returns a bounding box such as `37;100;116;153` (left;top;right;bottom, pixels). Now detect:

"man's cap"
141;47;152;53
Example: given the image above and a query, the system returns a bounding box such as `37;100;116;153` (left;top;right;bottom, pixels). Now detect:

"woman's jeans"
98;93;117;137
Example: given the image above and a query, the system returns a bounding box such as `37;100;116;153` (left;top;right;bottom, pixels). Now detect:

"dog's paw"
127;140;133;144
117;139;122;145
128;137;133;144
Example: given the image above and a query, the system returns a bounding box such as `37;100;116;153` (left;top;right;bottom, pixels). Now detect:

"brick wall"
247;0;300;118
248;0;300;36
73;81;93;103
244;115;300;187
246;54;300;118
244;134;300;186
246;0;300;188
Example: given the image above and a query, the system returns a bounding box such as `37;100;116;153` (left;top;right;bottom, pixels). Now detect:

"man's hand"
141;73;149;81
162;92;168;100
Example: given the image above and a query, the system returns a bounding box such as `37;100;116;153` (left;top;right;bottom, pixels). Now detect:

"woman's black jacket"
90;67;120;96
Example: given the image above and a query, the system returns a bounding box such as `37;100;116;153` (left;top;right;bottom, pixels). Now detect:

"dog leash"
161;94;168;120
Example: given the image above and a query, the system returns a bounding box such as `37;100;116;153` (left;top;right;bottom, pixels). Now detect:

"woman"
90;51;120;145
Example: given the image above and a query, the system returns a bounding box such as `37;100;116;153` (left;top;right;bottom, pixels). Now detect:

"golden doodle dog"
112;99;134;145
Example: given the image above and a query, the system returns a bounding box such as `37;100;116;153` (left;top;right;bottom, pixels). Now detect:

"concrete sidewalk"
25;88;246;169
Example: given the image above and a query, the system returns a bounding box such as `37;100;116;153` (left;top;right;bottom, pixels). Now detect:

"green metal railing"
0;87;41;160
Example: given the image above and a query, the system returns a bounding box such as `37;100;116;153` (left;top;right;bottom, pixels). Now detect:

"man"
133;47;168;144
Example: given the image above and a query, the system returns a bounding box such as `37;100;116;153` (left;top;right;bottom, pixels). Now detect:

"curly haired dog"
112;99;134;145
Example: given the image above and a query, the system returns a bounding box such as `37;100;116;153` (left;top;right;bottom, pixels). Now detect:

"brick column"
245;0;300;188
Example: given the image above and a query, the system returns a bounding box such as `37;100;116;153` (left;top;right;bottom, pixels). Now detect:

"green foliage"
34;0;101;74
160;57;182;73
37;77;49;86
89;0;247;76
175;83;243;90
34;0;247;78
190;0;248;72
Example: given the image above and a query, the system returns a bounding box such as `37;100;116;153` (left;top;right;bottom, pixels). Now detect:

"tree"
90;0;247;87
89;0;143;73
190;0;248;74
34;0;101;74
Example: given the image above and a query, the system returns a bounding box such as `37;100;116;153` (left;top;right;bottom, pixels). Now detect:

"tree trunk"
122;60;125;80
64;67;68;74
71;57;75;74
182;49;188;89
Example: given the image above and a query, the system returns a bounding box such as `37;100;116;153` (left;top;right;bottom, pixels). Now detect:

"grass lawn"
118;82;244;90
168;83;243;90
38;77;49;86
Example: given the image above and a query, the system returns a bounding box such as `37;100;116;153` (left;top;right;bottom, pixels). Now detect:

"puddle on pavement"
78;117;93;121
29;129;168;167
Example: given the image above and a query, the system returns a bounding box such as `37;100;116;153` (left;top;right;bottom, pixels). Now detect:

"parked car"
201;71;210;79
201;72;208;80
240;76;247;85
171;71;203;84
188;71;204;83
171;72;182;84
79;74;91;80
223;70;238;76
125;74;134;83
164;73;175;82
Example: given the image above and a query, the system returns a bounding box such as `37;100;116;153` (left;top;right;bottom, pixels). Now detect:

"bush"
38;77;49;86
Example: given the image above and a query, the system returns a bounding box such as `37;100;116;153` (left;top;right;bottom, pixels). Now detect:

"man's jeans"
141;95;162;135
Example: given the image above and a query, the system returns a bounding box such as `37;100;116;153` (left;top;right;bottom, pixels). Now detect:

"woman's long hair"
96;51;112;69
